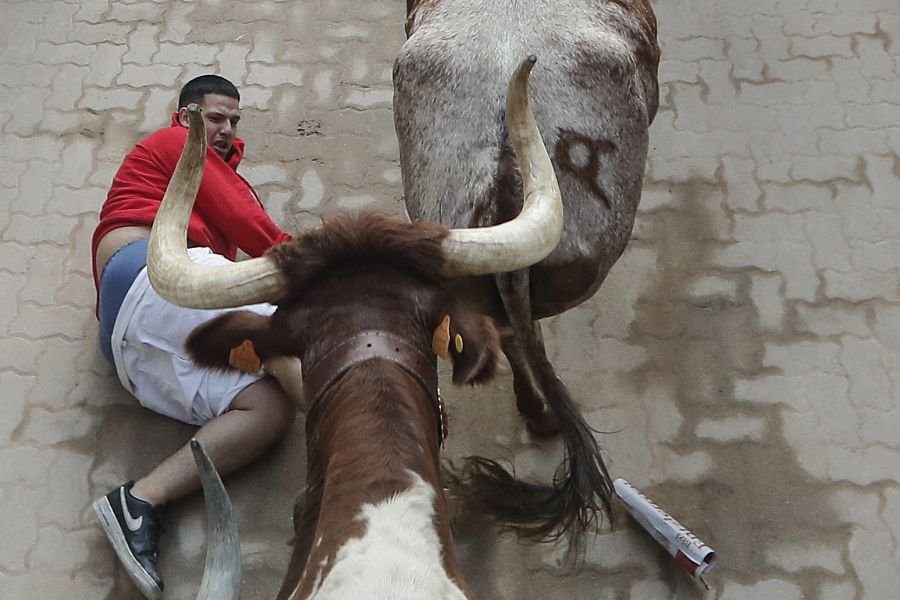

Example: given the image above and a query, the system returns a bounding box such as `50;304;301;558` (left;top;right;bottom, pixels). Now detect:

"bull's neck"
290;365;470;599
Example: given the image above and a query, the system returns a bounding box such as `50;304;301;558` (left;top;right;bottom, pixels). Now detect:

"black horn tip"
190;438;201;451
527;54;537;64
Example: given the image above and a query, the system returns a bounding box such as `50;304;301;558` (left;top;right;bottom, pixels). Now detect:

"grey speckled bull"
394;0;660;537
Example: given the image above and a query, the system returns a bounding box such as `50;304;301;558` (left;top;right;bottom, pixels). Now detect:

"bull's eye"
367;343;372;348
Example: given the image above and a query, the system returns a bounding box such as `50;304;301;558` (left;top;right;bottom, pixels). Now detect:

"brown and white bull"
394;0;660;533
148;59;577;599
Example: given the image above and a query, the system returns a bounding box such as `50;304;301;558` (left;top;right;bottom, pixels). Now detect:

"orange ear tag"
229;339;262;373
432;314;451;359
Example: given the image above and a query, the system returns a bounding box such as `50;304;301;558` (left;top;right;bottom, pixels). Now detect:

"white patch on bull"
308;472;466;600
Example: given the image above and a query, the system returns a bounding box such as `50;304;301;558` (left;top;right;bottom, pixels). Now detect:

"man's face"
179;94;241;159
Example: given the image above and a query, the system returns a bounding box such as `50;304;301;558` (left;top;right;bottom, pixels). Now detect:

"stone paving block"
55;274;97;311
1;23;40;66
67;21;131;45
0;572;114;600
29;527;96;571
117;63;181;88
155;42;218;66
246;63;304;87
38;449;93;528
82;43;128;88
11;304;86;340
0;272;26;335
79;86;143;112
0;487;42;570
764;340;842;375
0;335;43;372
160;1;194;43
18;245;66;306
830;57;875;103
748;273;784;331
820;581;858;600
40;3;77;44
242;162;289;186
715;242;817;301
5;87;52;137
850;240;900;272
734;213;807;243
842;337;892;410
216;43;251;84
237;85;273;110
122;23;159;65
795;304;870;338
832;488;900;597
34;41;94;66
14;162;54;215
55;138;98;189
107;1;165;23
21;407;99;447
0;372;33;445
46;65;89;110
696;415;766;443
138;87;175;133
659;59;699;83
721;579;803;600
647;156;719;183
75;0;111;24
327;24;374;41
765;541;844;574
4;214;79;246
824;269;899;302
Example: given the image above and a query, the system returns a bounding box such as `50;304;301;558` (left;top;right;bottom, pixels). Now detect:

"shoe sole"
93;496;163;600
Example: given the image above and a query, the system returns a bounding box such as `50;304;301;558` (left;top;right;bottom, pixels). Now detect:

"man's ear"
177;106;190;127
185;311;289;371
434;305;500;386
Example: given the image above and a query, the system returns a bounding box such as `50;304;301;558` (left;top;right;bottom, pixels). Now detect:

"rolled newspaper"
614;478;716;587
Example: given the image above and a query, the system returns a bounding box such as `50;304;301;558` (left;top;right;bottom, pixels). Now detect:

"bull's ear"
185;311;286;371
439;305;500;386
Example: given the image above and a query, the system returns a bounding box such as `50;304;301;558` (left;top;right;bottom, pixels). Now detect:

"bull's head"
148;57;563;599
148;56;561;310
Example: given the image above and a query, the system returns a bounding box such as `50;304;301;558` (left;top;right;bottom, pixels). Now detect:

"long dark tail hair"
447;268;614;546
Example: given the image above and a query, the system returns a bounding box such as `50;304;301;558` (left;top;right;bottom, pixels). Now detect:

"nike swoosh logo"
121;487;143;532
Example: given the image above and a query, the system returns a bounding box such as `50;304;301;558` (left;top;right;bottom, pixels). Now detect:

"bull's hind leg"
501;325;561;436
495;271;560;436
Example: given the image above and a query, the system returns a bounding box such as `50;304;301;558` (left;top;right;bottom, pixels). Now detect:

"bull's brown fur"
185;213;501;598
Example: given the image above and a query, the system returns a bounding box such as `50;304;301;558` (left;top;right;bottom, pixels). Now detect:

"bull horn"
191;439;242;600
441;55;564;277
147;104;284;309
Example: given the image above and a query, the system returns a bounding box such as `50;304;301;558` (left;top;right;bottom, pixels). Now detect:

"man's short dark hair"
178;75;240;109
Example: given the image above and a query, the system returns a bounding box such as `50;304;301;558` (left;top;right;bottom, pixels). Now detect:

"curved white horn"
441;56;564;277
191;439;241;600
147;104;284;309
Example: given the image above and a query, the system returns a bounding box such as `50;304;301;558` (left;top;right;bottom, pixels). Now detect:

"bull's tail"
448;269;614;545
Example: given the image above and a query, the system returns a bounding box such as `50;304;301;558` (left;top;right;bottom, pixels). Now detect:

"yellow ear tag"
454;333;464;354
432;315;451;359
229;339;262;373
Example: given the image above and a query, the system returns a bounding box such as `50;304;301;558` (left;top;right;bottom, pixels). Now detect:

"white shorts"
110;248;277;426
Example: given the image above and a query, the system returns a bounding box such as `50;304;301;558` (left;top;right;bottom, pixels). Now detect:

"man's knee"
232;378;296;435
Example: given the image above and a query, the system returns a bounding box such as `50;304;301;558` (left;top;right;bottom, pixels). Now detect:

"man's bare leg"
131;375;296;505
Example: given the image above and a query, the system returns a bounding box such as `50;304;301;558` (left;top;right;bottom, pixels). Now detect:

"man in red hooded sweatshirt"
91;75;303;599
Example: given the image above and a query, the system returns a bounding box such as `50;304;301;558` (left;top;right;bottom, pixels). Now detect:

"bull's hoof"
523;408;561;437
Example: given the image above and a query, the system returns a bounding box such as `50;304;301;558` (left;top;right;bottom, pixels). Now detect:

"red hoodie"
91;114;291;292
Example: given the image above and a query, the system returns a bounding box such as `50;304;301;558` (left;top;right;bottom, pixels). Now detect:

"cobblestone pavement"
2;0;900;598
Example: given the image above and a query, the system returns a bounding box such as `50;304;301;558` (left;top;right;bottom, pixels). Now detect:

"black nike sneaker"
93;481;166;599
